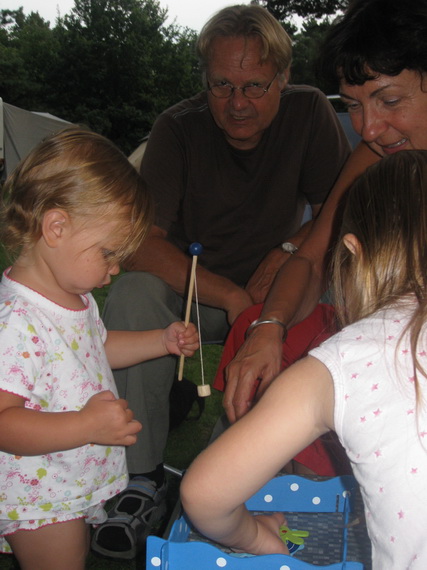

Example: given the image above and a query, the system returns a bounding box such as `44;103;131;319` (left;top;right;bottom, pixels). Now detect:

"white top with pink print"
311;300;427;569
0;270;127;522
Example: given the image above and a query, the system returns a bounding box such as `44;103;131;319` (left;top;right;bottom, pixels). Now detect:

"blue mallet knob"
189;242;203;256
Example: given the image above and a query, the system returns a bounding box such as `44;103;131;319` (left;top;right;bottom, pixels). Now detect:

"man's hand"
223;325;283;423
224;288;254;325
245;248;288;304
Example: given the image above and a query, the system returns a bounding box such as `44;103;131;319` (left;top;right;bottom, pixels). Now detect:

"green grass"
0;252;225;569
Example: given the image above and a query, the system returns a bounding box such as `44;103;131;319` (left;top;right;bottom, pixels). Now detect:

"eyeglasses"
207;72;279;99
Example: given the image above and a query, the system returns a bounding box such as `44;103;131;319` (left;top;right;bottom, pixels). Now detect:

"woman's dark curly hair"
318;0;427;88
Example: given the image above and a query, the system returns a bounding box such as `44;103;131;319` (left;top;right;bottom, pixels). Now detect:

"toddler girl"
0;127;198;569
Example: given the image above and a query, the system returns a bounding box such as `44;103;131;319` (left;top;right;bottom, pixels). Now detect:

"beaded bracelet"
245;317;288;341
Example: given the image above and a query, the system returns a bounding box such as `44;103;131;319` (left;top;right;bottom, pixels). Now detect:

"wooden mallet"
177;242;211;397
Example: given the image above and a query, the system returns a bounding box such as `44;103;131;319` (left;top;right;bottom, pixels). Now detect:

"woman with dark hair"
218;0;427;430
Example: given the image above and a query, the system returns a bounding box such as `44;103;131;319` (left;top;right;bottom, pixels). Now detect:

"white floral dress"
0;271;128;553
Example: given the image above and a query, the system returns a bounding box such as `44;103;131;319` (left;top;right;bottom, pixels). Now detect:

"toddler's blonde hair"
0;126;153;263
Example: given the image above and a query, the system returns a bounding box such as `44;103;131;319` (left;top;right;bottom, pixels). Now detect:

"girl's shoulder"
311;302;413;365
341;301;414;340
0;277;33;322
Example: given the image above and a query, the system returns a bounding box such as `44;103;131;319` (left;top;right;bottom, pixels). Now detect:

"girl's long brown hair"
333;150;427;402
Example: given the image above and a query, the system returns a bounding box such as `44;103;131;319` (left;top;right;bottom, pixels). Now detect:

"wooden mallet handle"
178;242;203;380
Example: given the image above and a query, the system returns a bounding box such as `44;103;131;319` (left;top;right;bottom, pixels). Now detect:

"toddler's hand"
80;390;142;446
163;321;199;357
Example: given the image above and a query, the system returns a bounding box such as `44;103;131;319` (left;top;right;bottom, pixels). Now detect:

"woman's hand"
223;324;283;423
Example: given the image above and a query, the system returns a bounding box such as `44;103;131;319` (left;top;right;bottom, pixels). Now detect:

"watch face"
281;242;298;254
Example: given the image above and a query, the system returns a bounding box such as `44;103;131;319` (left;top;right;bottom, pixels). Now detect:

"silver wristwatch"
281;241;298;254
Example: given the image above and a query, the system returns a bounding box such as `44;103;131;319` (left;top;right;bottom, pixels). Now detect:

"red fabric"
213;303;351;476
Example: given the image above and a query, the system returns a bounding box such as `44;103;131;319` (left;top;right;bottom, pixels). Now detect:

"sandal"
91;476;167;559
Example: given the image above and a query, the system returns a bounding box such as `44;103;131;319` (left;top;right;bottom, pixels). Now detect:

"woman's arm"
245;207;321;305
181;355;335;555
223;142;380;422
261;142;380;328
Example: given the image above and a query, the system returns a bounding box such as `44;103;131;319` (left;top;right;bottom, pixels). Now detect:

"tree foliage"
256;0;349;19
290;18;333;90
252;0;350;96
0;0;201;154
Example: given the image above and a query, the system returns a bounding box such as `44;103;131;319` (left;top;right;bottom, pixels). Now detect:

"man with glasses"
92;4;350;559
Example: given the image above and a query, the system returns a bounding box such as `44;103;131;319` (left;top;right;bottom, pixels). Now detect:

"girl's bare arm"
181;356;335;555
0;390;141;455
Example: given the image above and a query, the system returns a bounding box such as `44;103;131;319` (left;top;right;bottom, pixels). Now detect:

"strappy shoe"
91;476;167;559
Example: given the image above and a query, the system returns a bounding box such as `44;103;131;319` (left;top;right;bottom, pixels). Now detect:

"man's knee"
106;272;171;303
103;272;182;329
